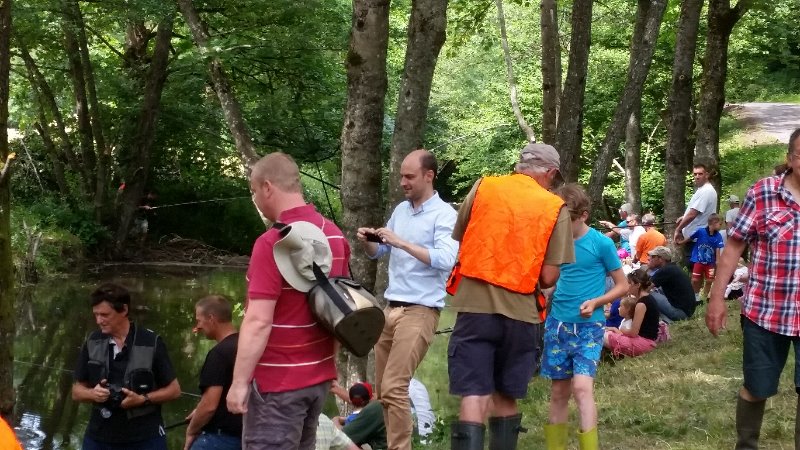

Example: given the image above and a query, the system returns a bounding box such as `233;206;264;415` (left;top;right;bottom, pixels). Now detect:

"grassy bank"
417;303;795;450
412;115;796;449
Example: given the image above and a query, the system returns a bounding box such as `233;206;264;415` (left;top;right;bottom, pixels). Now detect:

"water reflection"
13;266;247;450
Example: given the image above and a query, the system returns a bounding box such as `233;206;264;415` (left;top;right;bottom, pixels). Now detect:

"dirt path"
730;102;800;144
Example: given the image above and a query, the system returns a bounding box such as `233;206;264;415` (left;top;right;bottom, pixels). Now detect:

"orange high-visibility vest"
458;174;564;294
0;417;22;450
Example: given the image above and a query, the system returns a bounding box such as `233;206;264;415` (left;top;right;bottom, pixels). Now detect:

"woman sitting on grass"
603;268;660;357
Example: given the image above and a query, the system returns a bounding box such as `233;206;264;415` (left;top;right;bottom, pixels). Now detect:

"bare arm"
227;299;276;414
622;302;647;337
539;265;560;289
674;208;700;239
707;238;747;336
356;227;381;258
580;268;628;318
120;378;180;409
184;386;223;449
72;380;110;404
330;380;351;404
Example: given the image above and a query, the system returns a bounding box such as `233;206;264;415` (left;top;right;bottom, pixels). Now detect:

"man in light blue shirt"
357;149;458;450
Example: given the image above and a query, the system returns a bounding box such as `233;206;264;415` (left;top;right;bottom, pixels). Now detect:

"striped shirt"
247;204;350;392
730;171;800;336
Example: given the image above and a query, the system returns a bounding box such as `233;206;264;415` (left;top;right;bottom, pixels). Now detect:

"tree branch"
84;23;126;61
731;0;754;22
495;0;536;142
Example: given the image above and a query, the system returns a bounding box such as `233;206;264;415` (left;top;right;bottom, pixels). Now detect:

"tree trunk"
587;0;667;211
695;0;753;197
0;0;14;420
540;0;561;144
624;97;642;213
387;0;448;206
61;0;96;191
340;0;390;292
339;0;390;394
177;0;259;173
33;122;69;195
664;0;704;238
18;41;83;186
554;0;592;182
495;0;536;143
115;17;174;252
64;0;109;219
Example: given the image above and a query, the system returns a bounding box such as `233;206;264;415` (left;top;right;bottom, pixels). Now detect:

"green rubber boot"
543;423;568;450
577;426;599;450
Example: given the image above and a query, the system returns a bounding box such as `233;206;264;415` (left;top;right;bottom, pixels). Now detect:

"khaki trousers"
375;304;439;450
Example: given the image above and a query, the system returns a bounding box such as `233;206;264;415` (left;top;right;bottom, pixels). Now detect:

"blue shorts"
540;316;604;380
741;316;800;398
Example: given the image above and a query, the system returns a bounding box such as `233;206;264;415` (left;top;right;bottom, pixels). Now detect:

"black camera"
99;383;126;419
106;384;125;409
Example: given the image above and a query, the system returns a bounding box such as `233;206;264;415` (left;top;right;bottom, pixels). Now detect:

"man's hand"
598;220;615;230
119;388;146;409
706;297;728;337
92;380;111;403
356;227;378;243
226;381;250;415
374;227;404;248
184;431;198;450
579;299;596;318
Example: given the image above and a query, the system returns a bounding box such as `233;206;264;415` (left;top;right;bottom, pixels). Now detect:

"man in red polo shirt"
708;128;800;449
227;152;350;449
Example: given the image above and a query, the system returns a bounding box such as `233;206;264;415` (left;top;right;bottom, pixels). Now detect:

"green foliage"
6;0;800;259
10;203;87;275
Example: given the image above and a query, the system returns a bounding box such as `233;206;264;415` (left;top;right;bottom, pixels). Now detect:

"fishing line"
13;360;201;398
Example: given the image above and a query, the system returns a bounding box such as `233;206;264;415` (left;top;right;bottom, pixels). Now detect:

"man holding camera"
72;283;181;450
357;149;458;450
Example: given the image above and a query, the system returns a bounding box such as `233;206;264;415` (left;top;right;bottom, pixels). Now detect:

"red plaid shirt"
729;170;800;336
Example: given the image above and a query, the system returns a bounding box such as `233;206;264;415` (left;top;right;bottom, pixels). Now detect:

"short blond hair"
251;152;302;193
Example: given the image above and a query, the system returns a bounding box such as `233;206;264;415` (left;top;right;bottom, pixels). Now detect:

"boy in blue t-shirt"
541;184;629;449
679;213;724;301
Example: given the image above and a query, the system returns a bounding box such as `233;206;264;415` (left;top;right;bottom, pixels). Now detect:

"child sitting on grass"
602;269;661;358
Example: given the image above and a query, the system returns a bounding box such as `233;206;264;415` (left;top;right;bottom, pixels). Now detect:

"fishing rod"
593;220;680;229
147;196;251;210
13;359;201;398
164;418;190;431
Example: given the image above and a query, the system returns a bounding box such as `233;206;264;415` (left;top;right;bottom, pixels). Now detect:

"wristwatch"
142;393;152;406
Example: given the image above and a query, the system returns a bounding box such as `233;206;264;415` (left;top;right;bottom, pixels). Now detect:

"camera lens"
100;407;112;419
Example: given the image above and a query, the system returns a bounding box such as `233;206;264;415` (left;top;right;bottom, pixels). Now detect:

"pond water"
11;266;459;449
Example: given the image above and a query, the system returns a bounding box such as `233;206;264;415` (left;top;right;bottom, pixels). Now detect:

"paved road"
732;102;800;143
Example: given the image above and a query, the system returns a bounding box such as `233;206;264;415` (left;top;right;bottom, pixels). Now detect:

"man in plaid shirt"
708;128;800;450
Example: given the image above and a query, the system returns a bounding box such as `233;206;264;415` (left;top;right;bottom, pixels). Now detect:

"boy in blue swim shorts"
541;184;628;450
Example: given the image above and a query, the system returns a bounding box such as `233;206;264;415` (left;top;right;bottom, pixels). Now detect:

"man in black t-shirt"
72;283;181;450
647;246;696;322
185;295;241;450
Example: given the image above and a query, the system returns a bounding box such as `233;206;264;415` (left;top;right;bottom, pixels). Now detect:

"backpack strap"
312;261;353;316
274;221;354;315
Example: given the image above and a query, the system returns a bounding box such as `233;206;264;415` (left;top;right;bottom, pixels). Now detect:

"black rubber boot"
450;421;486;450
488;414;526;450
735;395;765;450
